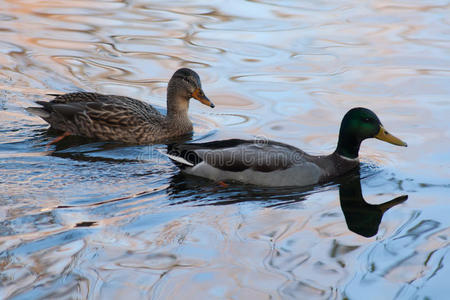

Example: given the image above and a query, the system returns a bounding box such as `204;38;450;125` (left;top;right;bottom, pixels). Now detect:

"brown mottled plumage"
26;68;214;144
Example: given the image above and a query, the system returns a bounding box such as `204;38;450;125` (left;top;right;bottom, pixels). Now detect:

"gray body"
168;139;359;187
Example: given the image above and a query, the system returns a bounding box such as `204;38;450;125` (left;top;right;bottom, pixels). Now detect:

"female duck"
167;108;407;187
26;68;214;144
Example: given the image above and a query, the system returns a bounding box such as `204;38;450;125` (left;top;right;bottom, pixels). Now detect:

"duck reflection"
44;132;193;163
168;170;407;238
338;173;407;237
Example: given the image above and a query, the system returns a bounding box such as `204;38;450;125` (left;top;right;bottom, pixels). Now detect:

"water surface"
1;0;449;299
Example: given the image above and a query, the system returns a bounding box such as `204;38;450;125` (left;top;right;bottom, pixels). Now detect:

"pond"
1;0;449;299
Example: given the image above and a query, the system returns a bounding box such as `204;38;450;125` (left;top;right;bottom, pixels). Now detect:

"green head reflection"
339;172;408;237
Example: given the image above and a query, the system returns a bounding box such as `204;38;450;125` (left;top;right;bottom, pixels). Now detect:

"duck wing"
27;92;164;128
26;93;167;143
167;139;326;186
48;92;161;117
167;139;308;172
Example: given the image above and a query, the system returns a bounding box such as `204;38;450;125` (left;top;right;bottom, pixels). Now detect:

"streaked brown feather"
29;92;185;143
27;68;212;144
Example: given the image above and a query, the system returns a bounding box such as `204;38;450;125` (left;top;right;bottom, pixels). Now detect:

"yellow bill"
375;125;407;147
192;88;215;108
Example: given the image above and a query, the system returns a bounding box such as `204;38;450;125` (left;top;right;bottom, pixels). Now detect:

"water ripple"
0;0;449;298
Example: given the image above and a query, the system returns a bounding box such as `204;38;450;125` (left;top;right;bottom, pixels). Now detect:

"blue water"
1;0;449;299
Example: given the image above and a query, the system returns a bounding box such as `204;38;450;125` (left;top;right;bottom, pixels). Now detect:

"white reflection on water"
0;0;449;299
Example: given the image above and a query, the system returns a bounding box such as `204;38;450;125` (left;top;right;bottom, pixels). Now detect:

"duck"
26;68;214;144
166;107;407;187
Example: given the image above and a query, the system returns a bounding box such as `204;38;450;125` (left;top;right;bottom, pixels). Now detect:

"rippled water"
1;0;449;299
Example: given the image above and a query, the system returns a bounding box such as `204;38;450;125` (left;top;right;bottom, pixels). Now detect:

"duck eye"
363;117;371;122
182;77;195;87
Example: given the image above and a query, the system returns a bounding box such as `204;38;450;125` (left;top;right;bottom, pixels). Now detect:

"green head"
336;107;407;159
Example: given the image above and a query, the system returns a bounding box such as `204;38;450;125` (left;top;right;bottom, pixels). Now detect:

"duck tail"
164;144;203;168
25;106;50;119
25;100;55;119
165;152;194;167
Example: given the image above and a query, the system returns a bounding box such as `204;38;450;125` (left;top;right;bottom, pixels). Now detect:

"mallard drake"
167;107;407;187
26;68;214;144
